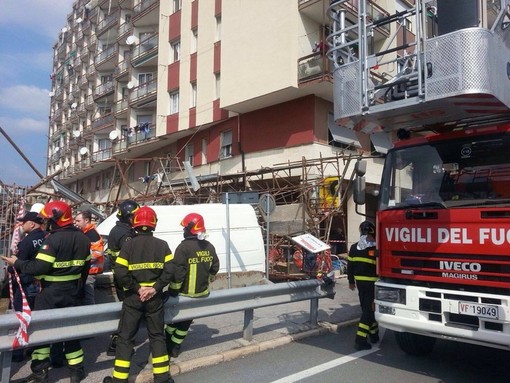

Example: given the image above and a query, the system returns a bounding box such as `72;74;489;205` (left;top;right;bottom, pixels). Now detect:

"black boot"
107;334;118;356
354;341;372;350
22;368;49;383
170;344;181;358
70;367;86;383
369;333;380;343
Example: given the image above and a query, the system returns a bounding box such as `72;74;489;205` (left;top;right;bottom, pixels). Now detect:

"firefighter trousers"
112;291;170;383
30;282;84;373
355;280;378;345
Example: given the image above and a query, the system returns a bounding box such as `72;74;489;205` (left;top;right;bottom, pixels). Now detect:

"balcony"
86;65;96;79
132;0;159;27
88;35;97;51
93;81;114;100
298;52;331;82
94;45;118;71
96;11;120;37
80;46;89;62
92;146;113;163
114;60;130;80
114;98;129;118
91;113;114;133
85;94;95;110
124;123;155;146
75;30;84;46
118;22;133;42
55;87;64;101
79;74;89;89
77;103;87;117
131;33;158;67
82;19;91;35
129;78;157;108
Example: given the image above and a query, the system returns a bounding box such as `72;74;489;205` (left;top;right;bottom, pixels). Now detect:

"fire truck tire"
394;332;436;356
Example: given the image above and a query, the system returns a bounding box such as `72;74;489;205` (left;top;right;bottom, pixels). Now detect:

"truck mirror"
355;160;367;177
353;177;366;205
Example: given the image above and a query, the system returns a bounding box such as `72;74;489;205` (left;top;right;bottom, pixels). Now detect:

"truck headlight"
376;286;406;304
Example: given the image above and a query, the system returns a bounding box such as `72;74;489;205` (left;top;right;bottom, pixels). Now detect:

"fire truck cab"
329;0;510;354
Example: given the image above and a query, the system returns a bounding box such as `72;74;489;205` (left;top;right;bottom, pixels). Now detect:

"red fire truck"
329;0;510;354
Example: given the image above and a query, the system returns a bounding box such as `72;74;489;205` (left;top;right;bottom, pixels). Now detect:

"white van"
96;204;267;288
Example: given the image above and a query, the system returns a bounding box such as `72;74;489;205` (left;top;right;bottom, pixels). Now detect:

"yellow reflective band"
116;257;129;267
53;259;87;268
153;365;170;374
128;262;163;270
152;355;169;364
350;257;376;265
354;276;379;282
357;330;368;337
42;274;81;282
188;264;197;295
139;282;156;287
115;359;131;368
359;323;370;331
36;253;55;263
65;349;83;360
31;347;50;360
169;281;182;290
68;355;84;366
165;253;174;262
113;371;129;379
182;289;209;298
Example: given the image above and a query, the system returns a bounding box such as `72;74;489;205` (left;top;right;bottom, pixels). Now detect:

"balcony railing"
131;34;158;66
114;60;130;78
297;52;331;82
94;81;114;99
96;11;119;36
133;0;158;17
118;22;132;41
114;99;129;114
125;123;155;145
91;113;114;130
92;147;113;163
95;45;118;67
129;78;157;104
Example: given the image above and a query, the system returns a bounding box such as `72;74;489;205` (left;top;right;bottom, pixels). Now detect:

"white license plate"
458;302;498;319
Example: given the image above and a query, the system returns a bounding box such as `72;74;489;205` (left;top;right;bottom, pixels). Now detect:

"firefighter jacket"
82;223;105;275
114;232;174;293
169;238;220;298
15;225;91;285
347;242;378;284
106;221;136;264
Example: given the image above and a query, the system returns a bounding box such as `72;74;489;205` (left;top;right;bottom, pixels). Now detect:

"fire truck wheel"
394;332;436;356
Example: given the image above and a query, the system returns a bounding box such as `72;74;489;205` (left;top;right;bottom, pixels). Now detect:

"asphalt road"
175;324;510;383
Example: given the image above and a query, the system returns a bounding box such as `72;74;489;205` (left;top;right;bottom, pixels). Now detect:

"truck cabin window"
379;133;510;210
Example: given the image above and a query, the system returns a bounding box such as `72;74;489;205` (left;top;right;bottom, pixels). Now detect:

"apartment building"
47;0;410;244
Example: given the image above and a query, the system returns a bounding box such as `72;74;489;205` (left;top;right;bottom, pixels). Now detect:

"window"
190;82;197;108
215;16;222;42
138;72;153;84
185;143;194;166
191;28;198;54
220;130;232;159
201;138;207;164
215;73;221;99
170;91;179;114
173;0;182;13
171;40;180;62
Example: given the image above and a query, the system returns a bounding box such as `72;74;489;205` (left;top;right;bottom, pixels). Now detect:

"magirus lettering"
439;261;481;272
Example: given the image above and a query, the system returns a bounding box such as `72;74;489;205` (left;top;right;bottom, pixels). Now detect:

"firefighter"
103;206;174;383
105;199;139;355
347;220;379;350
165;212;220;358
74;210;105;305
2;201;91;383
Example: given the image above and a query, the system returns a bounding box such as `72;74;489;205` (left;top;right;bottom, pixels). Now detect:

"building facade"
47;0;409;247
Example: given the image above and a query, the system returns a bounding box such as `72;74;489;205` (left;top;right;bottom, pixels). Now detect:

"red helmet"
132;206;157;230
39;201;73;227
181;213;206;234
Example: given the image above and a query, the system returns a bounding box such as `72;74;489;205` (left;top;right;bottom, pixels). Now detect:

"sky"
0;0;74;187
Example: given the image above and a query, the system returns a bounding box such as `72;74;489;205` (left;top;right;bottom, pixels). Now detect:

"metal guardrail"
0;280;333;382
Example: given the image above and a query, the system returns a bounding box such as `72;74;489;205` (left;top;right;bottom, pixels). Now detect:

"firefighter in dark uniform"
347;220;379;350
105;199;139;355
165;212;220;358
3;201;91;383
103;206;174;383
